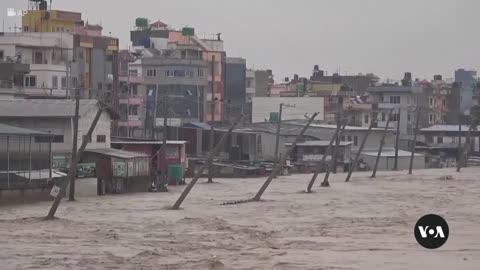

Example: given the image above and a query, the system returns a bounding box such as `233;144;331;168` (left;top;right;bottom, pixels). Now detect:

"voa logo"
414;214;449;249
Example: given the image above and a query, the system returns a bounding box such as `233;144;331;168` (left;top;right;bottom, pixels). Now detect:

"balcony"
378;103;400;110
119;75;144;84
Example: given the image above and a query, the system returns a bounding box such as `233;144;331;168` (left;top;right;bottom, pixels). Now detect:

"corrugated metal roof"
0;99;98;118
0;123;50;136
85;148;149;159
181;122;212;130
111;140;187;145
421;125;480;132
285;141;352;147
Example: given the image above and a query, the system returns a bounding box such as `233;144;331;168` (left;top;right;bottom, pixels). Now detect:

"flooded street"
1;168;480;270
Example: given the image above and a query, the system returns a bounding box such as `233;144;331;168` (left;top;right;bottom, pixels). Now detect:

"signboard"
77;163;96;178
113;160;127;177
50;185;60;198
155;118;181;127
52;155;67;169
303;154;330;162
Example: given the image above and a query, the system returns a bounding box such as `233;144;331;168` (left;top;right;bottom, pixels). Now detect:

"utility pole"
151;88;158;140
274;103;284;163
346;121;374;182
208;55;215;183
253;112;318;201
458;113;462;169
409;108;422;174
47;106;104;219
172;118;242;210
320;115;348;187
68;88;80;201
372;109;394;178
162;95;168;185
393;108;401;170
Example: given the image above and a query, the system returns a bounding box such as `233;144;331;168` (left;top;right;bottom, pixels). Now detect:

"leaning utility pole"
47;106;104;219
371;108;394;178
345;121;374;182
172;118;242;210
68;88;80;201
273;103;284;163
252;112;318;201
162;95;169;184
208;55;215;183
320;116;348;187
393;108;401;170
409;108;422;174
457;124;473;172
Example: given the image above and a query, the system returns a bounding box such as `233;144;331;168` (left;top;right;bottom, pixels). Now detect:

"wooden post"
409;108;422;174
274;103;283;163
253;112;318;201
320;118;343;187
172;119;241;210
6;136;10;189
372;109;394;178
393;108;401;170
47;106;104;220
29;135;32;187
306;115;346;192
345;121;374;182
208;55;215;183
68;88;80;201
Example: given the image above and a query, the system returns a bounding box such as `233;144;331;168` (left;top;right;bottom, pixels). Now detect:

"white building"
0;99;114;159
0;32;76;98
252;97;324;123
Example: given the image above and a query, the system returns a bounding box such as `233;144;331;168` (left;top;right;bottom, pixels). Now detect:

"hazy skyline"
2;0;480;82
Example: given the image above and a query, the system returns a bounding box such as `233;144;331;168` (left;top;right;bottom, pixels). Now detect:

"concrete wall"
252;97;324;123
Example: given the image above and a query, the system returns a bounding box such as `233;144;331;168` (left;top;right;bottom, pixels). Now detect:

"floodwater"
1;168;479;269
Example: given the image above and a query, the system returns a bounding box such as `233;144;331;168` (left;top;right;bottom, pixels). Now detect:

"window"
198;69;205;77
83;135;92;143
96;135;106;143
61;77;67;89
129;69;138;77
407;113;411;122
35;135;64;143
71;77;78;89
23;25;29;32
390;96;400;104
442;114;447;123
364;114;369;124
353;136;358;146
429;97;434;106
146;69;156;77
107;83;112;91
186;69;194;78
347;136;352;142
381;113;386;121
132;85;138;96
437;136;443;144
129;105;139;115
79;51;84;59
0;50;4;61
390;113;400;122
174;70;186;77
34;52;43;64
429;113;434;123
52;76;58;89
24;75;36;87
165;70;174;77
97;82;103;90
341;136;346;141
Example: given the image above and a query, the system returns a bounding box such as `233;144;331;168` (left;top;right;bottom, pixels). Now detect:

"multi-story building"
367;73;428;135
455;69;477;114
254;69;274;97
310;65;378;94
225;57;247;124
0;61;31;99
419;75;461;125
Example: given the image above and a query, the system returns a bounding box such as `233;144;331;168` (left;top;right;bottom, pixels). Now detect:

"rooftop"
367;85;421;93
85;148;150;159
0;123;49;136
421;125;480;132
111;140;187;145
0;99;117;119
361;149;423;157
285;141;353;147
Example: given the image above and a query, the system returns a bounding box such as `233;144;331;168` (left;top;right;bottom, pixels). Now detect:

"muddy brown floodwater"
1;168;480;270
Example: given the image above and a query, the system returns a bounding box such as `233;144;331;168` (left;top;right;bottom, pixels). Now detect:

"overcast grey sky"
2;0;480;81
